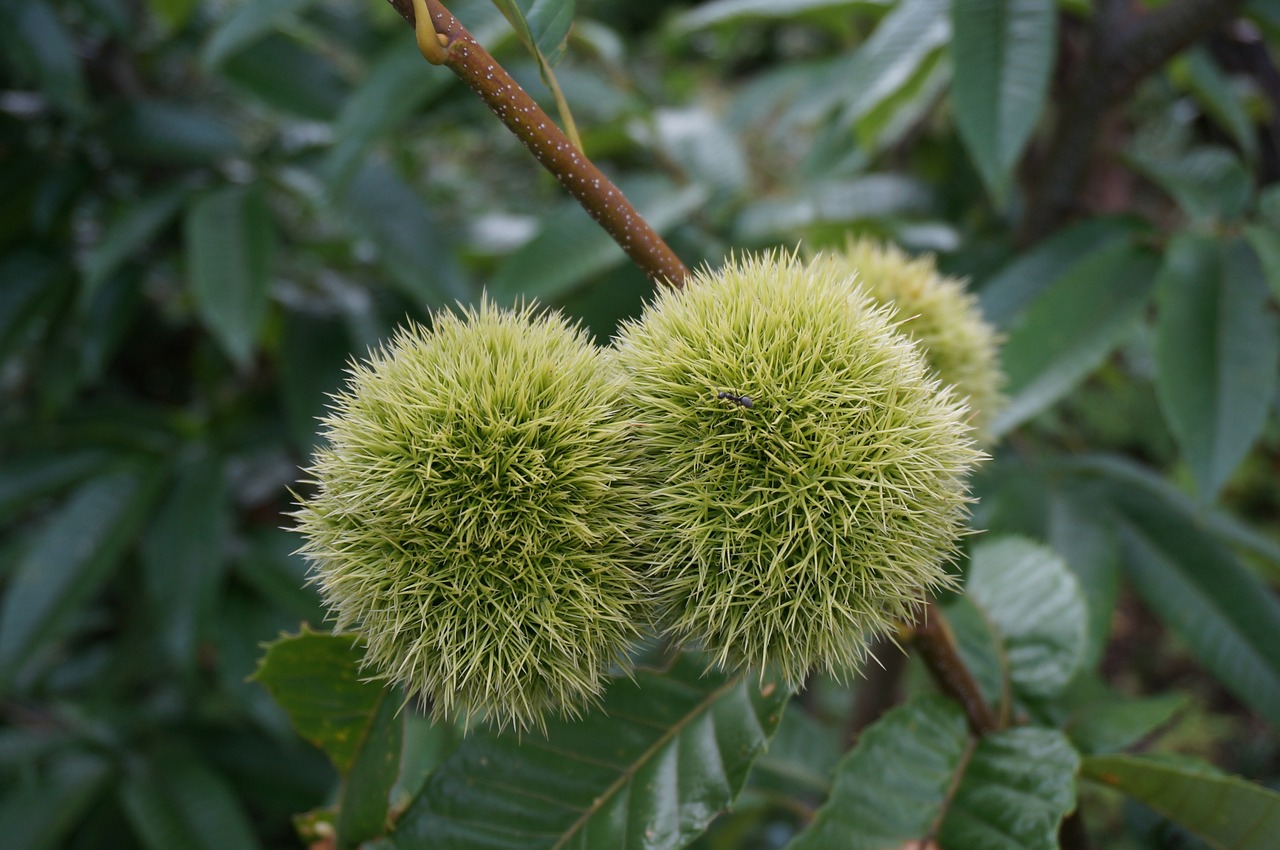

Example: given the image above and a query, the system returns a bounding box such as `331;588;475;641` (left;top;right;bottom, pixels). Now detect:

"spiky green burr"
827;237;1005;437
293;300;646;732
613;252;982;686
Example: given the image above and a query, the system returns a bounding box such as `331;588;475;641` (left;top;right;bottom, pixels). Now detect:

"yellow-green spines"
293;301;646;732
612;253;981;686
827;237;1005;436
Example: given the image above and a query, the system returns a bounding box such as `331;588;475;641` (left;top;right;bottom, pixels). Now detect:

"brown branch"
384;0;690;288
1020;0;1249;244
910;603;999;736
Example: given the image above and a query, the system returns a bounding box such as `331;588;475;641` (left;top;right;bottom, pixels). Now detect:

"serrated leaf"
786;696;1078;850
0;465;160;690
82;185;188;299
990;242;1159;436
950;0;1056;199
338;163;470;309
966;537;1087;701
786;696;969;850
750;705;842;797
1112;485;1280;728
184;184;274;368
337;691;404;850
1156;234;1280;501
201;0;321;69
252;629;388;774
488;177;706;302
1083;755;1280;850
119;743;262;850
937;726;1079;850
139;448;230;668
977;217;1145;329
388;653;790;850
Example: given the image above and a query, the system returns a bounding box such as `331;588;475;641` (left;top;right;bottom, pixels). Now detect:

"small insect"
717;391;754;408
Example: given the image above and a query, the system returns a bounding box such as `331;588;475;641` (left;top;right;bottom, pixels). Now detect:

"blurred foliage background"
3;0;1280;847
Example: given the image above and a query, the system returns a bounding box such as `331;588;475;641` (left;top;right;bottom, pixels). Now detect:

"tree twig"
910;603;999;735
385;0;691;288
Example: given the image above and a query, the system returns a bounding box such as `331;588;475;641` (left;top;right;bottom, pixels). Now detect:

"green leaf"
338;163;470;309
324;36;455;187
337;691;404;850
990;242;1159;436
950;0;1056;199
252;629;388;775
672;0;892;32
851;44;950;153
0;465;160;690
1244;222;1280;302
735;174;931;242
106;100;241;164
1132;147;1253;224
1068;453;1280;582
0;449;110;524
201;0;321;69
1065;692;1187;755
0;752;111;850
219;34;348;121
1112;484;1280;728
1047;481;1121;670
936;726;1079;850
493;0;576;66
977;217;1145;329
388;653;790;850
749;705;842;797
1083;754;1280;850
488;176;707;302
944;594;1007;711
82;185;188;298
1174;49;1258;165
184;184;275;368
1;0;88;116
280;308;354;453
139;448;230;668
836;0;950;128
786;696;970;849
966;537;1088;701
119;742;263;850
786;696;1079;850
1156;234;1280;502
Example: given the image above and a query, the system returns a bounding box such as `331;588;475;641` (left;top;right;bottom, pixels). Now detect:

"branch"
1020;0;1248;244
910;603;999;735
385;0;691;287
